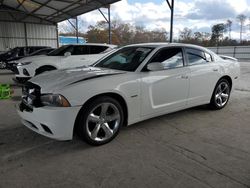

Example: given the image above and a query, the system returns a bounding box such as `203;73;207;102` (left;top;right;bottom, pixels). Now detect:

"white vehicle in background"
17;43;240;146
15;43;117;82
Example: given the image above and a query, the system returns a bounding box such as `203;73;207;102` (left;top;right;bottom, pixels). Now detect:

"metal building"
0;0;120;52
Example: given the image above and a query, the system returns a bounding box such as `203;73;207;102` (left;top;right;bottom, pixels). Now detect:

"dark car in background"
6;48;55;72
0;46;50;69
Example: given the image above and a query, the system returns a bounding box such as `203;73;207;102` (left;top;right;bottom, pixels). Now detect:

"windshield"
94;47;154;71
30;49;49;56
5;47;18;55
48;45;73;56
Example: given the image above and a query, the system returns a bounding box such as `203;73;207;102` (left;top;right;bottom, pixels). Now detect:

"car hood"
0;52;11;61
17;55;47;63
20;55;60;64
30;66;126;93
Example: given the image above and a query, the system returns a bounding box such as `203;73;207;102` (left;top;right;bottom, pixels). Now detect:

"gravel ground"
0;63;250;188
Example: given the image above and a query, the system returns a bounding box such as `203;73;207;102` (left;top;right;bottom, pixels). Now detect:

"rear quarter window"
186;48;207;66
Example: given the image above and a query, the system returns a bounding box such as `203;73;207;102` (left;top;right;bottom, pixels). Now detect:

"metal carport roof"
0;0;120;25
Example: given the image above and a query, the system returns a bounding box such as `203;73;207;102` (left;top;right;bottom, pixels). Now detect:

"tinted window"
149;47;184;69
95;47;153;72
89;46;108;54
30;48;53;56
27;47;35;54
48;45;74;56
17;48;25;56
186;48;207;65
72;46;89;55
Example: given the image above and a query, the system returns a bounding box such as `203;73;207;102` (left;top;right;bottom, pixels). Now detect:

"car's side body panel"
58;73;142;125
140;67;190;117
15;44;117;79
187;62;221;106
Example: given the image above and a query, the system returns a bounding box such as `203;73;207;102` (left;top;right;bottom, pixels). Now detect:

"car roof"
124;43;219;59
124;42;208;49
63;43;117;48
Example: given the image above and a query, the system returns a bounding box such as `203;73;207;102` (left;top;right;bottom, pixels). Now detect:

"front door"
140;47;190;117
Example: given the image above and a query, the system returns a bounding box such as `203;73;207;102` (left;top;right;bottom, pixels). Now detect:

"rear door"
185;48;221;106
63;45;109;68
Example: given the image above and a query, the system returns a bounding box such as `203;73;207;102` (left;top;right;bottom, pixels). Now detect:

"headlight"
18;61;32;66
40;94;71;107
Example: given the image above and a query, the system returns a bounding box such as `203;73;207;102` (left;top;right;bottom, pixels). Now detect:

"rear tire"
77;96;124;146
209;79;231;110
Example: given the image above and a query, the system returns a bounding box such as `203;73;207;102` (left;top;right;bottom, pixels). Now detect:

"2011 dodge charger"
17;43;240;145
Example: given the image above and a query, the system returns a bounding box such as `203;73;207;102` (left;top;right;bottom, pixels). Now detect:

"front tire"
210;79;231;110
77;96;124;146
0;61;6;69
15;77;30;83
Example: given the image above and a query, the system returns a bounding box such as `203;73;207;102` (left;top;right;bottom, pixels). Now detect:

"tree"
236;14;247;43
84;20;168;45
179;27;192;42
211;23;226;45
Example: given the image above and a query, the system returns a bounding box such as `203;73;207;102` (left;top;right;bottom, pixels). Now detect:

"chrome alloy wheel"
215;81;230;107
86;102;121;142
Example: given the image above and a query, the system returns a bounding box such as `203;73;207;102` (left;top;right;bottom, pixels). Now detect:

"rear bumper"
17;104;81;140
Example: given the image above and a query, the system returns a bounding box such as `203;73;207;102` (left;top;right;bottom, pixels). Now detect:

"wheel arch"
73;92;129;134
35;65;57;75
218;75;232;89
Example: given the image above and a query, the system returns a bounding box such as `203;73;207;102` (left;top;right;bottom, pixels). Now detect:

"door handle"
181;75;188;79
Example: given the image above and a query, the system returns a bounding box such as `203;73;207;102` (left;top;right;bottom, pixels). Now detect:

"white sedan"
17;43;240;145
15;43;117;82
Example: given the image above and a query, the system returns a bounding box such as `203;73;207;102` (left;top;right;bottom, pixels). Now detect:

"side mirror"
64;52;71;57
147;62;165;71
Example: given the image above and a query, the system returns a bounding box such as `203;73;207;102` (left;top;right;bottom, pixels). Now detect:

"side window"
72;46;89;55
186;48;207;66
18;48;25;56
28;47;35;54
89;46;108;54
205;52;213;62
149;47;184;69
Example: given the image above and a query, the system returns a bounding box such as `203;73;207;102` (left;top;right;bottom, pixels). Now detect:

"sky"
59;0;250;40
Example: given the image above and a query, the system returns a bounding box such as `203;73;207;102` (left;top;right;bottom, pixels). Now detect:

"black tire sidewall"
0;61;6;69
78;96;124;146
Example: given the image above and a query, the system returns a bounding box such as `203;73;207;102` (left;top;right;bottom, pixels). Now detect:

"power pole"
76;16;79;44
166;0;174;43
98;5;112;44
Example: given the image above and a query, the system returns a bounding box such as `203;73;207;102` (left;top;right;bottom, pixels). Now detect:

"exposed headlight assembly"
40;94;71;107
